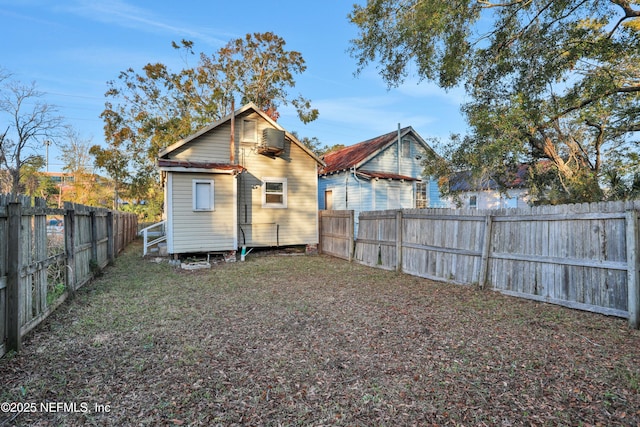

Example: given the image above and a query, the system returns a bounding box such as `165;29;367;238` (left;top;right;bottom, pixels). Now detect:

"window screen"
193;180;214;211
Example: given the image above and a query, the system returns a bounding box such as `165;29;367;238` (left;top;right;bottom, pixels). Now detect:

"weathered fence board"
399;211;486;284
354;211;398;270
318;210;354;261
1;195;138;357
320;200;640;327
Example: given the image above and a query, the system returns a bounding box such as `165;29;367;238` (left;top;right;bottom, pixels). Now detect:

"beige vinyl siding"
170;172;237;252
164;108;319;250
171;122;234;163
168;111;263;163
237;119;318;247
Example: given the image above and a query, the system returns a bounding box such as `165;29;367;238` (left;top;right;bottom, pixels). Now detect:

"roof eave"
158;102;325;166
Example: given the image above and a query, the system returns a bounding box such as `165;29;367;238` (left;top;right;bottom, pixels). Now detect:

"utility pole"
44;140;51;172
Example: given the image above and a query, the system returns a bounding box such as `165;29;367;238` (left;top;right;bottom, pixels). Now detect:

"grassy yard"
1;240;640;426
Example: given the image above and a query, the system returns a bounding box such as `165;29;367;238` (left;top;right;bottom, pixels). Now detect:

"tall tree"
95;33;319;210
0;77;64;194
60;128;93;175
349;1;640;203
59;128;112;206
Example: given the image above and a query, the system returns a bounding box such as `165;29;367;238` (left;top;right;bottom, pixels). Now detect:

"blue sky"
1;0;468;172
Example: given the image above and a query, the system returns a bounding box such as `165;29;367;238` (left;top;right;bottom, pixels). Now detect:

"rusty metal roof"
158;159;245;173
358;170;420;181
319;126;413;175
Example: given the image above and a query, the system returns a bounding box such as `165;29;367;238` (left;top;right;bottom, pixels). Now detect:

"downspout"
345;172;348;208
351;166;362;208
397;123;402;176
351;166;362;234
230;98;235;164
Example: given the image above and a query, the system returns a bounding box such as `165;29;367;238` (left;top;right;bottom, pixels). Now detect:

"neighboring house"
446;165;532;209
158;102;324;257
318;126;445;232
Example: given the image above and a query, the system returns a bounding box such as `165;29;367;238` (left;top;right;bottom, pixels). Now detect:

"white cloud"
278;94;439;147
352;66;467;103
396;78;467;105
61;0;230;47
316;96;435;131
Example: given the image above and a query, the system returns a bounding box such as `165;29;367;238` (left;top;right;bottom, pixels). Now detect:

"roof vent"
258;128;285;156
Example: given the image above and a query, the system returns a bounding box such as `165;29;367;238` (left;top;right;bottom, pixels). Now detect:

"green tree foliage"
290;131;323;156
350;1;640;203
94;33;318;214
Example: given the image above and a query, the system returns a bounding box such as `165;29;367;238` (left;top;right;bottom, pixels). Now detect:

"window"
242;119;257;143
504;195;518;209
402;138;412;158
469;195;477;209
262;177;287;208
193;180;214;211
415;182;428;209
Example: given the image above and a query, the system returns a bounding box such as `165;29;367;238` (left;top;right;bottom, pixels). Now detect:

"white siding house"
318;126;445;233
445;167;532;209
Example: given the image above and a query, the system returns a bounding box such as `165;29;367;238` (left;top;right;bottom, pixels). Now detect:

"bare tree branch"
0;79;64;193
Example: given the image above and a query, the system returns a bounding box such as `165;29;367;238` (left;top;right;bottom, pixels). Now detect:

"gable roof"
318;126;433;175
158;102;324;166
449;164;530;192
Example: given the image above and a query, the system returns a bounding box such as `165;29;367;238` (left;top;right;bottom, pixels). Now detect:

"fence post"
107;211;114;264
7;202;22;352
626;210;639;329
90;210;98;265
114;212;120;255
65;206;76;295
396;210;403;272
478;215;493;290
318;210;323;255
348;210;354;262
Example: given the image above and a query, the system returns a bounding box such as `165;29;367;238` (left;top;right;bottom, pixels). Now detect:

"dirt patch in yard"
2;241;640;426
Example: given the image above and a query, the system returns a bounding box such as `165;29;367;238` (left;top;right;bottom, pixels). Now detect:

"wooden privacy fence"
319;201;640;328
0;195;138;357
318;210;354;261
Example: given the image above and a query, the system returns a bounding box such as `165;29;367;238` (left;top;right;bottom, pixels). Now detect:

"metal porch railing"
140;220;167;256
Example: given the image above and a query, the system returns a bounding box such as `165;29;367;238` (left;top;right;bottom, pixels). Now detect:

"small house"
157;103;324;257
446;166;532;209
318;126;445;232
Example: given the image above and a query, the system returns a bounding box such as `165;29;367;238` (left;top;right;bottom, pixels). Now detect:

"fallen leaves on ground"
1;241;639;426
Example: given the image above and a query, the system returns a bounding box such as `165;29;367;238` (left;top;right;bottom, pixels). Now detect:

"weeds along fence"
318;201;640;328
0;194;138;357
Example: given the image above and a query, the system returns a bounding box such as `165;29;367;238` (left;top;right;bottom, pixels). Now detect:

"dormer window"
402;138;412;158
242;119;257;143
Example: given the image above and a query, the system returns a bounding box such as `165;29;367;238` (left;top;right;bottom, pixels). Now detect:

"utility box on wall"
258;128;285;156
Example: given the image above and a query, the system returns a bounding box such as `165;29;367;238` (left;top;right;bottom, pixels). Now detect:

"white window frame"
262;177;287;208
469;195;477;209
415;182;428;209
503;195;518;209
192;179;215;211
242;119;257;143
